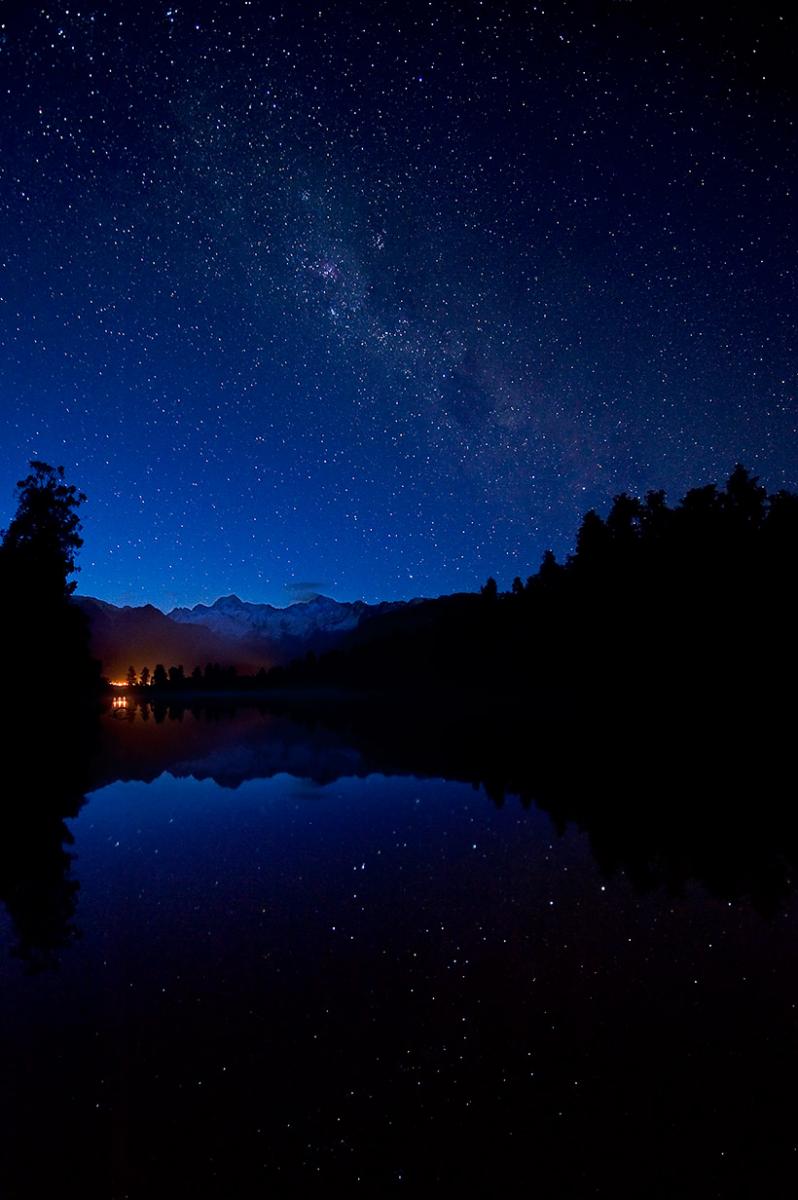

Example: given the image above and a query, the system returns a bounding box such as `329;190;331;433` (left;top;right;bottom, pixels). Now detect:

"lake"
1;698;795;1196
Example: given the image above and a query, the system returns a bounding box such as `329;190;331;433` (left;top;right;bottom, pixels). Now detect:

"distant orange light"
110;680;129;688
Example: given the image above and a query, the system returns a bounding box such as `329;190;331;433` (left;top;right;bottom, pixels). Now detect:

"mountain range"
74;592;413;680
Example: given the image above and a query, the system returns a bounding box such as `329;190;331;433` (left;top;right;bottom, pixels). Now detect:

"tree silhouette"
0;462;86;599
481;577;498;601
572;509;610;571
538;549;562;586
168;665;185;688
723;464;766;532
606;493;643;550
0;461;98;699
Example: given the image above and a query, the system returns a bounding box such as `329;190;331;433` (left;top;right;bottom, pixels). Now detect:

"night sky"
1;2;796;610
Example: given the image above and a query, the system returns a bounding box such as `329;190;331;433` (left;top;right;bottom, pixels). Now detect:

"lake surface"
1;700;796;1196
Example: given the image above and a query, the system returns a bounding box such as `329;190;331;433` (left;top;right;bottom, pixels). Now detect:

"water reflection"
90;696;798;914
2;696;795;971
0;708;96;970
0;806;81;970
1;697;796;1194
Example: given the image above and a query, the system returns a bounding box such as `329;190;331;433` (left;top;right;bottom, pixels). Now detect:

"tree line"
264;464;798;701
122;662;271;692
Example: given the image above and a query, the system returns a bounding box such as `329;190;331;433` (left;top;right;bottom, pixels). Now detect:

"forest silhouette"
257;463;797;703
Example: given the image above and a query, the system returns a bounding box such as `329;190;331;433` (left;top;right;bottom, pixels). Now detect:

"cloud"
284;580;329;602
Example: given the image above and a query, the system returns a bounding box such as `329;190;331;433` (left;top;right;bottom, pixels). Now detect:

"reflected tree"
0;713;96;970
0;462;101;967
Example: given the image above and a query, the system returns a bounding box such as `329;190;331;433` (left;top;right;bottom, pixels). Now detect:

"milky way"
1;2;795;608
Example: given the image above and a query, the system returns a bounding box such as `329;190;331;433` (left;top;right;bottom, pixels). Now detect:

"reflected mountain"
95;695;798;913
1;692;795;969
95;696;368;786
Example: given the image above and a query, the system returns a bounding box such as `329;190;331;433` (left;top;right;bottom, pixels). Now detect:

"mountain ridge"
74;591;418;679
168;591;411;643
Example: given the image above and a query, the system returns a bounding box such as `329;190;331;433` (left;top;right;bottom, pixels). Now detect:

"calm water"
1;701;796;1196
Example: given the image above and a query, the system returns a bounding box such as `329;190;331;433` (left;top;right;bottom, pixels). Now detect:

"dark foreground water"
1;700;796;1196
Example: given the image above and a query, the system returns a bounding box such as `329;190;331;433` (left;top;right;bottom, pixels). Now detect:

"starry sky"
1;2;796;610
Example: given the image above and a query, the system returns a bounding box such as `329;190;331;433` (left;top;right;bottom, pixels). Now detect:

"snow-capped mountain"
74;592;413;679
74;594;256;679
168;593;406;651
